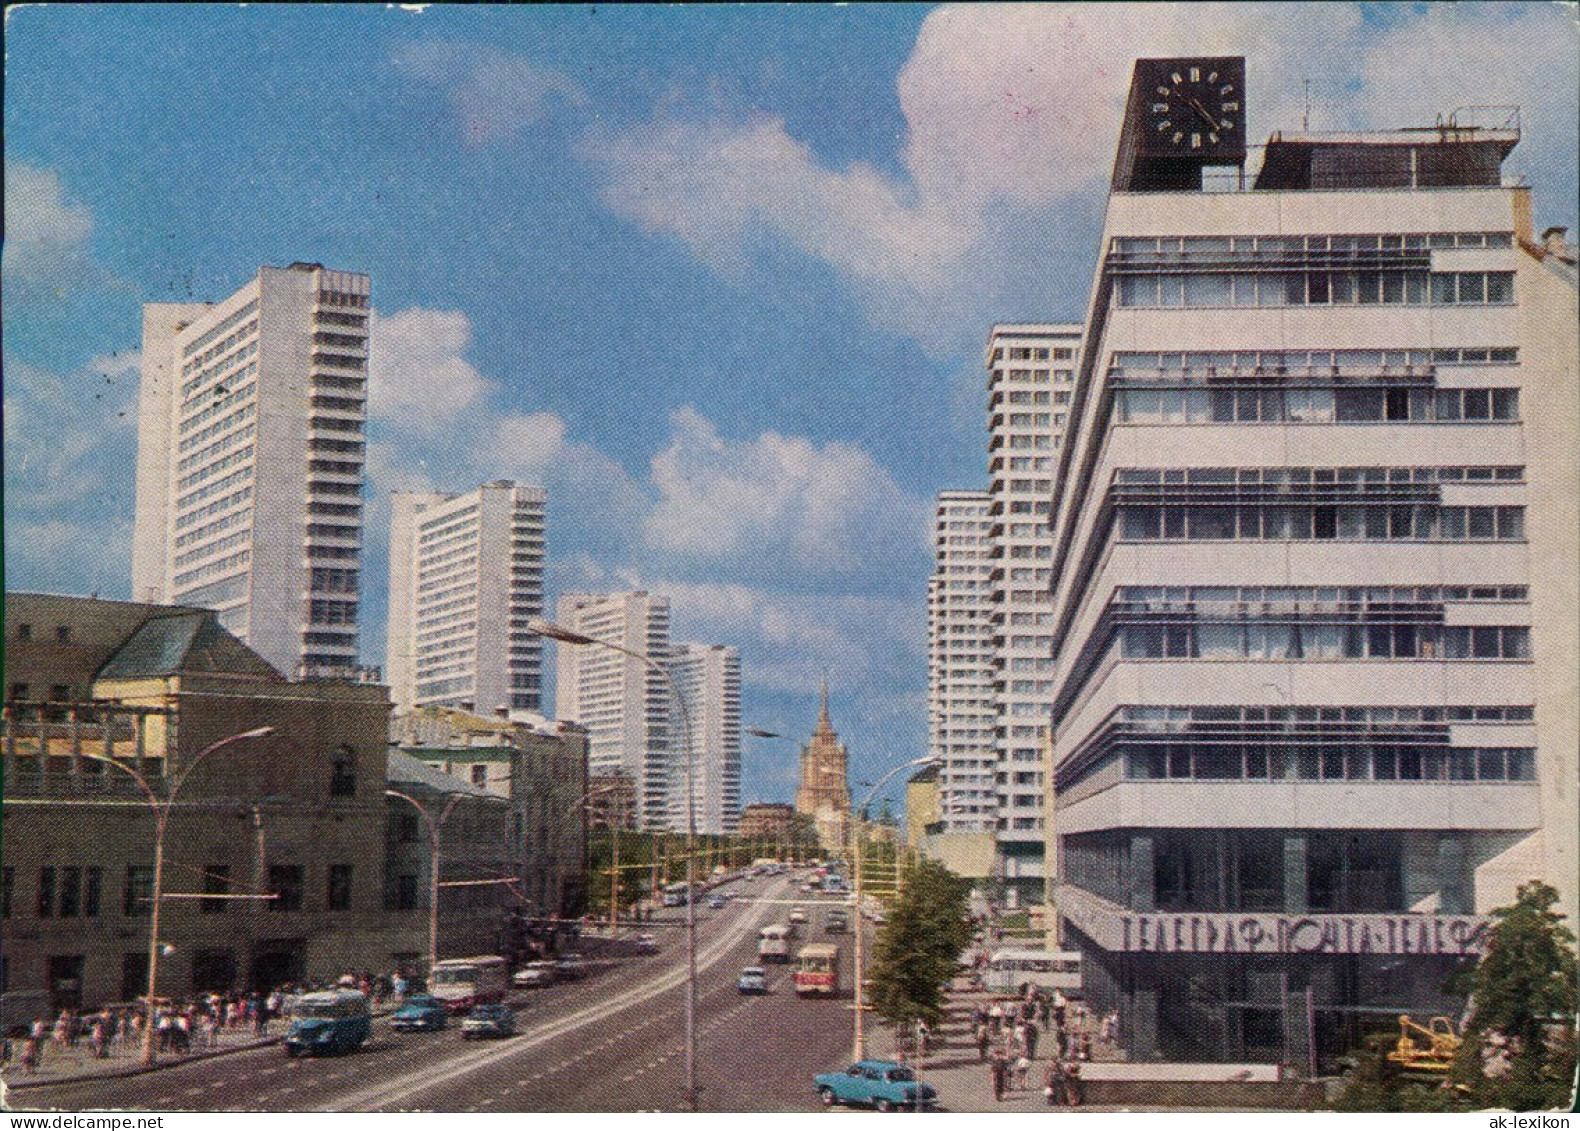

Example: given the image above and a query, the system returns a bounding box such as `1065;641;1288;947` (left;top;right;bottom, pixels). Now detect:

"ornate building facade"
794;682;852;852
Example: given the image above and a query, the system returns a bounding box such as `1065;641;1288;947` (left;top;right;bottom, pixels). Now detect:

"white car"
788;907;809;925
513;960;557;989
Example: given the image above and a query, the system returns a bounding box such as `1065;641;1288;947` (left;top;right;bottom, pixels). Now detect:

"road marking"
183;1087;205;1097
325;875;796;1111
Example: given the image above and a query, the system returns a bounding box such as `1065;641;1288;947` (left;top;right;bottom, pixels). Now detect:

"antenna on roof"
1303;79;1311;131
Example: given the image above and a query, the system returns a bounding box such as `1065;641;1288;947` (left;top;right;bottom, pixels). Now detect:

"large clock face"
1146;62;1243;153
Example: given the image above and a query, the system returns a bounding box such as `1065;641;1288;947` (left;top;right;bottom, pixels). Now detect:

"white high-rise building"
386;481;547;715
927;492;996;836
553;591;673;830
668;643;742;836
1045;58;1577;1064
133;262;371;679
985;324;1081;900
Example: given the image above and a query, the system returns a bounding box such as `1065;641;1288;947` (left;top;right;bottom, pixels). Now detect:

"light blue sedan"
814;1060;937;1111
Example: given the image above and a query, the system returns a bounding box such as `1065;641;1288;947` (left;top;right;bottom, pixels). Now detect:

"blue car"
390;994;447;1032
814;1060;938;1111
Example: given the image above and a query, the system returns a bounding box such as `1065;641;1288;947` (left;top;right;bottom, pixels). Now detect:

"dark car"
460;1003;516;1039
390;994;447;1032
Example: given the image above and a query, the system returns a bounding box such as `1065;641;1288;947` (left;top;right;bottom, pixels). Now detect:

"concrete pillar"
1283;835;1308;913
1127;975;1162;1060
1438;836;1470;914
1129;835;1155;911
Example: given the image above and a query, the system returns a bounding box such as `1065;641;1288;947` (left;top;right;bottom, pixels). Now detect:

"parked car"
737;966;768;995
814;1061;937;1111
708;894;728;909
788;907;808;925
512;960;557;989
390;994;447;1032
460;1003;516;1039
554;953;586;981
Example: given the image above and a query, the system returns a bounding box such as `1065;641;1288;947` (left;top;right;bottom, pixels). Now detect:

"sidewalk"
4;1022;281;1090
876;979;1133;1113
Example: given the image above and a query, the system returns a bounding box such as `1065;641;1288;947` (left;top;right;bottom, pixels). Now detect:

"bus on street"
794;944;840;997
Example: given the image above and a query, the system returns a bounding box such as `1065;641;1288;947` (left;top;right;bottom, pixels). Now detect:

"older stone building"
795;682;852;853
2;593;418;1013
390;705;589;920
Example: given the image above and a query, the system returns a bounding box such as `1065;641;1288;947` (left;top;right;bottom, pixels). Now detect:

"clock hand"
1184;96;1219;129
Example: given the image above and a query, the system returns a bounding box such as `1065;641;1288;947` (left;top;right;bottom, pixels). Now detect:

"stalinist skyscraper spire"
796;677;851;851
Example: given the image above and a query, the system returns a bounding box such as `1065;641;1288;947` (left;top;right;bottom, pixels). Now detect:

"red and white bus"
793;944;840;997
429;955;510;1013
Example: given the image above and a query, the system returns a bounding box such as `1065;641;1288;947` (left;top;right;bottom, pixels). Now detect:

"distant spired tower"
796;679;852;852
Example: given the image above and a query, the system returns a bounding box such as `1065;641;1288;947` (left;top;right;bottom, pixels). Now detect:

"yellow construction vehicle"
1386;1014;1462;1073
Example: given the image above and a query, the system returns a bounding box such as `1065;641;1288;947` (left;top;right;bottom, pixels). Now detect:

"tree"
867;858;972;1032
1451;881;1578;1111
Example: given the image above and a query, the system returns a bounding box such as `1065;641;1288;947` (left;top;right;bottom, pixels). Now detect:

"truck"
429;955;510;1014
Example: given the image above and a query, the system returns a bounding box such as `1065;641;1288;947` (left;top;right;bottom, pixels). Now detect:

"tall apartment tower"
132;262;371;679
1046;58;1577;1065
386;481;547;715
553;591;673;830
668;643;742;836
985;324;1081;902
926;491;996;839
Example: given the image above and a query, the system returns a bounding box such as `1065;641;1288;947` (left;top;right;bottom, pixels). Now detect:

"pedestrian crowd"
4;969;411;1077
965;984;1122;1106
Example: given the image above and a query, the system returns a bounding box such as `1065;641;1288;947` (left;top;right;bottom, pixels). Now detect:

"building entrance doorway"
250;940;305;991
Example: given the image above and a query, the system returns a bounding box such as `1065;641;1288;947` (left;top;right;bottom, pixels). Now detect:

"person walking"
1014;1053;1032;1091
1024;1017;1040;1060
21;1035;42;1076
976;1021;991;1062
989;1050;1009;1103
1044;1060;1067;1107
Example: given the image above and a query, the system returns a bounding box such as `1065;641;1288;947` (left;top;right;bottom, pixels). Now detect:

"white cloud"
392;41;586;145
581;3;1577;350
644;406;930;574
2;163;97;301
367;307;490;425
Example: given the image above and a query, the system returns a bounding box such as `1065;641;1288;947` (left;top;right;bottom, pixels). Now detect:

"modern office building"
553;591;673;830
925;491;997;871
132;262;371;680
1044;57;1577;1066
386;481;547;715
667;643;742;836
985;324;1082;901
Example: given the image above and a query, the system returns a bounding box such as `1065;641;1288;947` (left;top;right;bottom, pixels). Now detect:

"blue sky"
6;3;1576;809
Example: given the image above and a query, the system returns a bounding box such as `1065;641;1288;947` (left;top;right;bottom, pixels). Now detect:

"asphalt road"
15;871;863;1113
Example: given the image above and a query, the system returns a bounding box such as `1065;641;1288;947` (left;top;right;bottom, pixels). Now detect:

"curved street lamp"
851;755;941;1063
385;788;465;978
529;617;700;1112
78;724;275;1067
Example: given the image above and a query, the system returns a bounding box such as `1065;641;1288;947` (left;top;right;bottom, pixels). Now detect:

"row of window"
1120;745;1535;783
309;438;364;455
1115;270;1513;309
174;573;249;609
308;599;358;626
309;568;360;594
319;290;370;309
1113;385;1518;426
1116;622;1531;661
1114;465;1522;488
178;402;255;456
1115;584;1527;608
174;529;249;572
1118;703;1533;726
1110;346;1517;378
177;422;255;476
181;300;259;361
1111;232;1513;256
177;443;254;494
0;863;356;919
317;310;367;329
179;380;256;436
177;464;253;512
1116;503;1524;542
174;487;251;530
181;348;258;405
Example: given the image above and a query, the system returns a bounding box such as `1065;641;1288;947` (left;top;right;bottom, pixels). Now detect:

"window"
395;813;421;844
330;747;357;798
55;626;71;644
269;865;304;912
201;865;231;914
84;867;101;918
1;867;12;918
391;873;420;912
38;867;56;918
327;864;353;912
8;683;27;702
124;866;153;916
471;765;488;788
15;624;32;642
58;867;81;918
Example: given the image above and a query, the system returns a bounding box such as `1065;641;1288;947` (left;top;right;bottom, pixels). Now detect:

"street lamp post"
78;725;275;1067
851;756;940;1064
531;618;700;1112
385;789;464;978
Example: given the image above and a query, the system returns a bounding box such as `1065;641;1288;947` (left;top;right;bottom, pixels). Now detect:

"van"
284;990;371;1057
758;924;792;963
